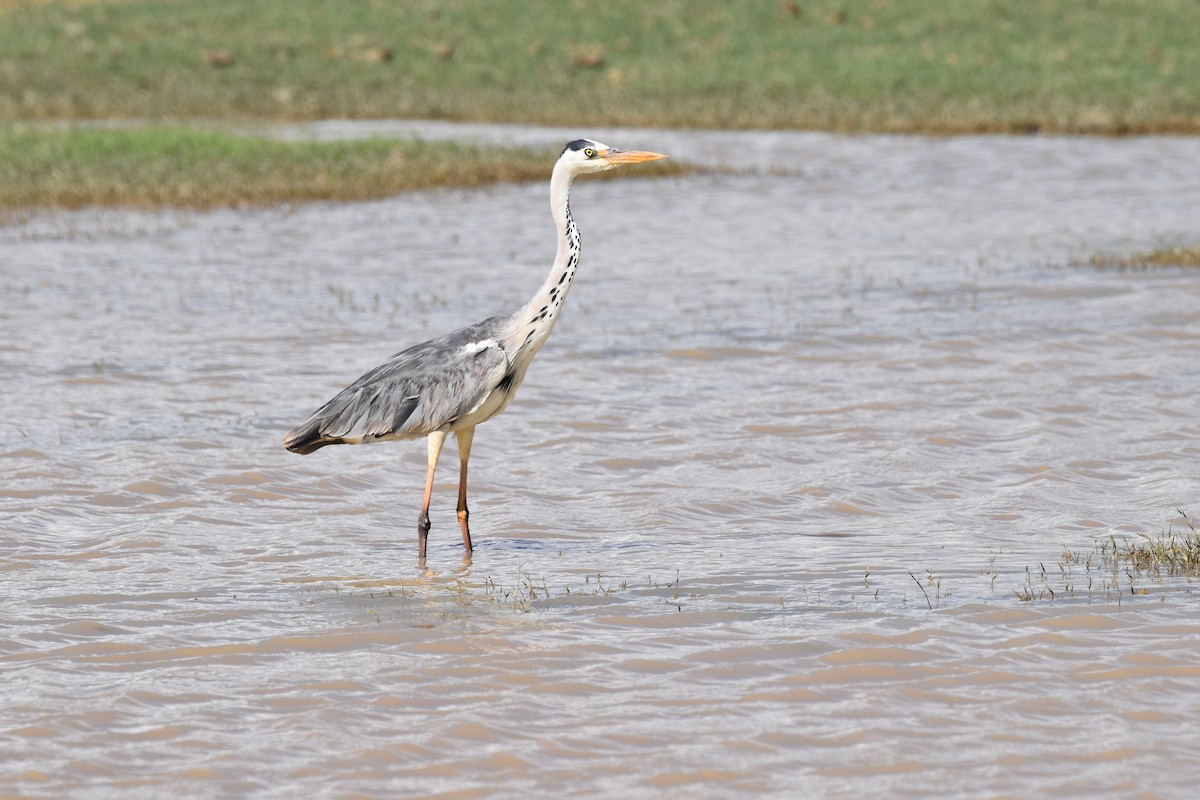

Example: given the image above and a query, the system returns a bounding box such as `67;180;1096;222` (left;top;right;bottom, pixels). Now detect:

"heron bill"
602;149;669;164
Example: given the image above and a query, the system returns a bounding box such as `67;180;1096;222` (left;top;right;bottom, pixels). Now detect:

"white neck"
509;160;581;359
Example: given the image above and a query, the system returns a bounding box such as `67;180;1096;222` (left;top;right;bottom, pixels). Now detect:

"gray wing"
283;316;511;454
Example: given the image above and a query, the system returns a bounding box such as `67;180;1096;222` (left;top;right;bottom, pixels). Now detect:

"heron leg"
418;431;448;561
455;427;476;554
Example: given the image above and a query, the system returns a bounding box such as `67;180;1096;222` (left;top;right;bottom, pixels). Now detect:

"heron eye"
584;148;596;158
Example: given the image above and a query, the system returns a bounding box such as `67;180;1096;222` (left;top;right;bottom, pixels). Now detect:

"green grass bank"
3;0;1199;134
0;126;682;213
0;127;579;211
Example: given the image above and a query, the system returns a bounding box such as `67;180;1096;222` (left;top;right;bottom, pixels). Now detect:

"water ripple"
3;130;1200;797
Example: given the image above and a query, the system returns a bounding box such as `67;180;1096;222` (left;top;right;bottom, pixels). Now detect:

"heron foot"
457;507;473;553
418;511;431;561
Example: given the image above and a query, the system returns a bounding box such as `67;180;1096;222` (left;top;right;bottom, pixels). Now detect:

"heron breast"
453;376;520;429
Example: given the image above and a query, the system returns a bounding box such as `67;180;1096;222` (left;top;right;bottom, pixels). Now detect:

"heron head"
559;139;668;174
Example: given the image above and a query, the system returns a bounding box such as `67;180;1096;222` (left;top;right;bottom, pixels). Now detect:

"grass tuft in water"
1020;511;1200;602
1085;245;1200;270
1098;512;1200;579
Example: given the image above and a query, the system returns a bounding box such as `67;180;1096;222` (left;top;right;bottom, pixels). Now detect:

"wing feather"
283;316;512;453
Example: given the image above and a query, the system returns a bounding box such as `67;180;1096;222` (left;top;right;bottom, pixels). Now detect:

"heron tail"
282;420;340;455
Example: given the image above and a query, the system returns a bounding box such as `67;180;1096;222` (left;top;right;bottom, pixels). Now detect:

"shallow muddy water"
3;127;1200;798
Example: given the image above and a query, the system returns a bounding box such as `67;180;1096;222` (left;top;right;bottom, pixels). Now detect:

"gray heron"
283;139;668;560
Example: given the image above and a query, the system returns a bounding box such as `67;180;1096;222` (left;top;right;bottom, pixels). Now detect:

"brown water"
4;127;1200;797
